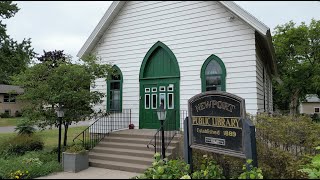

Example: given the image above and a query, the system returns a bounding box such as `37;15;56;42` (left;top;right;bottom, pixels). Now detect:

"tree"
272;19;320;115
11;50;115;146
0;1;35;84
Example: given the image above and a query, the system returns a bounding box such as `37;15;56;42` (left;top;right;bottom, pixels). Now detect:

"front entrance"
139;41;180;130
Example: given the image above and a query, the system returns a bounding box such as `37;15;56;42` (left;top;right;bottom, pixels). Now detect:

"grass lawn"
0;117;25;127
0;126;87;150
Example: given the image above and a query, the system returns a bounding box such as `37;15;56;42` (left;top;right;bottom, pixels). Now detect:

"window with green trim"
107;66;123;112
201;55;226;92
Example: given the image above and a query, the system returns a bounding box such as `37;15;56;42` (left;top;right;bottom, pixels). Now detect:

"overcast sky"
3;1;320;60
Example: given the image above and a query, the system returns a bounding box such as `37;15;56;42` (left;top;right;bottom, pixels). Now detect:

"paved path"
37;167;140;179
0;120;92;133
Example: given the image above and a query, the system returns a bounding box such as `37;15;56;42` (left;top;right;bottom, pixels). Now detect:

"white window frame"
152;94;157;109
315;107;320;113
159;93;166;109
145;94;150;109
167;84;174;91
145;88;150;93
167;93;174;109
152;87;157;92
159;86;166;92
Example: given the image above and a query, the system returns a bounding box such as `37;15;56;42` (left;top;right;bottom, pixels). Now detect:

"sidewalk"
37;167;140;179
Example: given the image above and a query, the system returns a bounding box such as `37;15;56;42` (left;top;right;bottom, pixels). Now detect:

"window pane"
145;94;150;109
206;76;221;86
316;108;320;113
4;95;9;102
152;94;157;109
10;95;16;103
110;82;120;90
111;73;121;80
206;86;221;91
111;90;120;101
110;100;120;110
159;93;166;109
205;60;222;75
168;93;174;109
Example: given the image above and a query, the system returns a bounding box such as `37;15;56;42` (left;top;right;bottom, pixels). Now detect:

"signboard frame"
187;91;247;159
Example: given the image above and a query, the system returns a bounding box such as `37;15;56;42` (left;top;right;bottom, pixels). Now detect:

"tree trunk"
289;90;300;116
63;122;69;147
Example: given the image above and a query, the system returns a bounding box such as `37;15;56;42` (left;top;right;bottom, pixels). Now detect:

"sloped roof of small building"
304;94;320;103
0;84;24;94
77;1;277;75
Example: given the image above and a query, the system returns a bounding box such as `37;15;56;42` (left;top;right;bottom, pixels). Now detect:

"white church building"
78;1;277;130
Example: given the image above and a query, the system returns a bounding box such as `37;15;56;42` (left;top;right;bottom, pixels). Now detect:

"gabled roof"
0;84;24;94
77;1;277;75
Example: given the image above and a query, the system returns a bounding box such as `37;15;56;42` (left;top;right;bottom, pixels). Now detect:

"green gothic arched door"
139;41;180;130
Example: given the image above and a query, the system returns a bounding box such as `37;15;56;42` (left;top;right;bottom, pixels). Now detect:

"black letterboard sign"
188;91;246;157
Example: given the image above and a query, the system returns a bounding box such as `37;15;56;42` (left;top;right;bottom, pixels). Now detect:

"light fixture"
157;106;167;121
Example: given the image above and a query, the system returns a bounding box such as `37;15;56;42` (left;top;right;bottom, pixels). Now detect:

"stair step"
91;147;155;158
97;141;176;152
102;136;180;145
89;152;153;166
89;159;150;173
108;132;181;140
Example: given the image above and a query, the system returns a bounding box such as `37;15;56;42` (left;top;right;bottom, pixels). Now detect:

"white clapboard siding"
90;1;262;127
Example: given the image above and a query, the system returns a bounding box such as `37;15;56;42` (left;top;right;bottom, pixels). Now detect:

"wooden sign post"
184;91;257;171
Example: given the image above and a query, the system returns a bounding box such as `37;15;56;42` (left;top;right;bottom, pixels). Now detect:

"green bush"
133;153;190;179
191;154;224;179
192;149;244;179
299;146;320;179
0;112;11;118
64;143;87;154
0;135;44;156
238;159;263;179
255;114;318;179
14;120;36;135
0;151;62;179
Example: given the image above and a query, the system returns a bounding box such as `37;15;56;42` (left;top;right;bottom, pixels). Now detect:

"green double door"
140;78;179;130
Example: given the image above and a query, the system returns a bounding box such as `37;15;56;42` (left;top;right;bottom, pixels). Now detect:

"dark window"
107;66;122;112
4;109;11;115
315;108;320;113
4;94;16;103
201;55;226;92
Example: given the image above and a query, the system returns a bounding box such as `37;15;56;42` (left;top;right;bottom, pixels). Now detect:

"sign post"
184;91;257;169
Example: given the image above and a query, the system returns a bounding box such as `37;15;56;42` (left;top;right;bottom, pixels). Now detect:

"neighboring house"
78;1;277;129
0;84;24;117
300;94;320;115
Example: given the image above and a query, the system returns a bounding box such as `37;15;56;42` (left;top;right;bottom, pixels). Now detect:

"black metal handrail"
147;110;179;157
73;109;131;150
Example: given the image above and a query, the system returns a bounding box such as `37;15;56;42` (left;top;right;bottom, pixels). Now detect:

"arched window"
107;65;123;112
201;55;226;92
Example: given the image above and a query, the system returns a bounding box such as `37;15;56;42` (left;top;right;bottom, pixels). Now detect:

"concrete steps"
88;130;181;173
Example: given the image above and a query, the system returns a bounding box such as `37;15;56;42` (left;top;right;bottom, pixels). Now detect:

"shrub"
133;153;190;179
0;135;44;156
9;170;29;179
14;120;36;135
15;111;22;117
238;159;263;179
299;146;320;179
64;143;87;154
192;149;244;179
255;114;318;179
191;154;224;179
0;112;11;118
0;151;62;179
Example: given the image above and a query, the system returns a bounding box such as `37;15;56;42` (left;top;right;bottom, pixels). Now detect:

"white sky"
3;1;320;60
